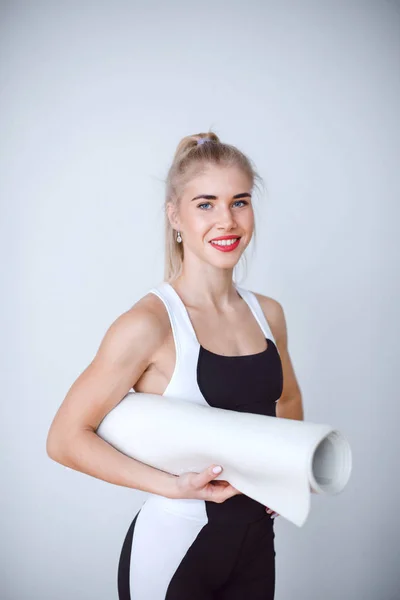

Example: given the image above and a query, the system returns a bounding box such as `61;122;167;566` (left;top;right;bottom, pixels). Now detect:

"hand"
265;506;280;518
173;465;242;503
227;487;280;519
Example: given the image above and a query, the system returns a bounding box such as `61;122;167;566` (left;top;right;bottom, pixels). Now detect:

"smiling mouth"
209;237;241;252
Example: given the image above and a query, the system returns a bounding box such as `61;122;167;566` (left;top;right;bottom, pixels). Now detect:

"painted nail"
212;466;222;473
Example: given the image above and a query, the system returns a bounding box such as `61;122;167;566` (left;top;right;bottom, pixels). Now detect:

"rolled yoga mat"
96;392;352;527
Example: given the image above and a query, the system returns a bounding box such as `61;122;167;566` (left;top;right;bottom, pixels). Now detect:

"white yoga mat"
96;392;352;527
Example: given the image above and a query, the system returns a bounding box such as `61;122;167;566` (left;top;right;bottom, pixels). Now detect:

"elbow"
46;427;69;463
46;424;92;465
276;393;304;421
46;432;61;462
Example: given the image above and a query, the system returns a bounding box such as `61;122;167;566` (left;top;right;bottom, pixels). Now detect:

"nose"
216;205;237;230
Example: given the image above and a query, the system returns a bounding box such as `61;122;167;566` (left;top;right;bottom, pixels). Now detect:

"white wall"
2;1;399;598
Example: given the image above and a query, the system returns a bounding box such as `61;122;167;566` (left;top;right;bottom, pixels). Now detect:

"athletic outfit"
117;281;284;600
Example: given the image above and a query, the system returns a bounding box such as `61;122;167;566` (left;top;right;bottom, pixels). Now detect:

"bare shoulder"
252;291;287;348
105;291;171;361
125;292;170;338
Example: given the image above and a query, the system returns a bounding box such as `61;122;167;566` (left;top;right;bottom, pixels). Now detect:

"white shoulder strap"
148;282;198;357
235;285;276;344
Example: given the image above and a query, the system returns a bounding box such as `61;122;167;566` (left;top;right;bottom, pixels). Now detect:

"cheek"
183;209;211;233
240;209;254;231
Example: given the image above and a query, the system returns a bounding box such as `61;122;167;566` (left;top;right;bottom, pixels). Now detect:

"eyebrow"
191;193;252;202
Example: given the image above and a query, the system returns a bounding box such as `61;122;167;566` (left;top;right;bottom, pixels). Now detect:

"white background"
1;1;399;598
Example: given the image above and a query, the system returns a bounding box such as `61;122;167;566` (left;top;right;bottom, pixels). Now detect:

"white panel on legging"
129;497;208;599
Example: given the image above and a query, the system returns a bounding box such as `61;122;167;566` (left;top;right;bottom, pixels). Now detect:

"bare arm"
256;293;317;497
46;296;178;498
255;293;304;421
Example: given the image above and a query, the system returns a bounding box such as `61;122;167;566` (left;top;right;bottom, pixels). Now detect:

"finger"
265;507;280;517
216;484;239;502
207;481;236;502
211;480;230;488
196;465;223;489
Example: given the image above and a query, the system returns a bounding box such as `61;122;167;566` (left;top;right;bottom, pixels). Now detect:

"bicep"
256;293;302;403
47;303;166;446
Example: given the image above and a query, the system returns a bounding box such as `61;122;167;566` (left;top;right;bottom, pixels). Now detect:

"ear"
166;202;181;231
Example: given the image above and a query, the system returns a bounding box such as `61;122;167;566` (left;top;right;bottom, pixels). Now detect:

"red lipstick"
209;236;241;252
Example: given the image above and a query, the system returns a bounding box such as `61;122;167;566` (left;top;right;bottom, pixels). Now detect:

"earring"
176;231;182;243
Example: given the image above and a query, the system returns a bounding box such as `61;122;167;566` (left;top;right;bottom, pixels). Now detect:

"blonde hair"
164;131;263;283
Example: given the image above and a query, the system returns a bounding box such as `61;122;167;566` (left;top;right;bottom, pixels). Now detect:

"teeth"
211;238;239;246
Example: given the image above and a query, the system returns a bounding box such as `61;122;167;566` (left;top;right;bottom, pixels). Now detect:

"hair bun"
195;132;220;145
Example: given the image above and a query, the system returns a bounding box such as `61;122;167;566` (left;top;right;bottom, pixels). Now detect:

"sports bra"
144;281;283;414
139;281;284;523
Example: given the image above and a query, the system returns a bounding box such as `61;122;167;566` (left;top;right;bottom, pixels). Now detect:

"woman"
47;131;303;599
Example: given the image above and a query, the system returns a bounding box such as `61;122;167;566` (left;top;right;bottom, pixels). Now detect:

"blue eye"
197;200;249;210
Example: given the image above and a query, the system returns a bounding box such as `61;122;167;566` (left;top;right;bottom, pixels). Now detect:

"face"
168;165;254;270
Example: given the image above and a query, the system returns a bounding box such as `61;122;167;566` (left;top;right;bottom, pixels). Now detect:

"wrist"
159;472;179;499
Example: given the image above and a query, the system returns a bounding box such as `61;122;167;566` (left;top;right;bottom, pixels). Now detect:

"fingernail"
212;466;222;473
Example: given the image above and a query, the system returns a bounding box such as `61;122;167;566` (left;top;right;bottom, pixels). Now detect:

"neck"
171;264;239;310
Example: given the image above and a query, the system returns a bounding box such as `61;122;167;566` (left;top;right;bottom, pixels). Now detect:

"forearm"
275;395;304;420
47;429;178;498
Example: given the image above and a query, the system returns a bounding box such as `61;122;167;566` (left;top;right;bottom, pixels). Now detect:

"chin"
209;255;243;269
